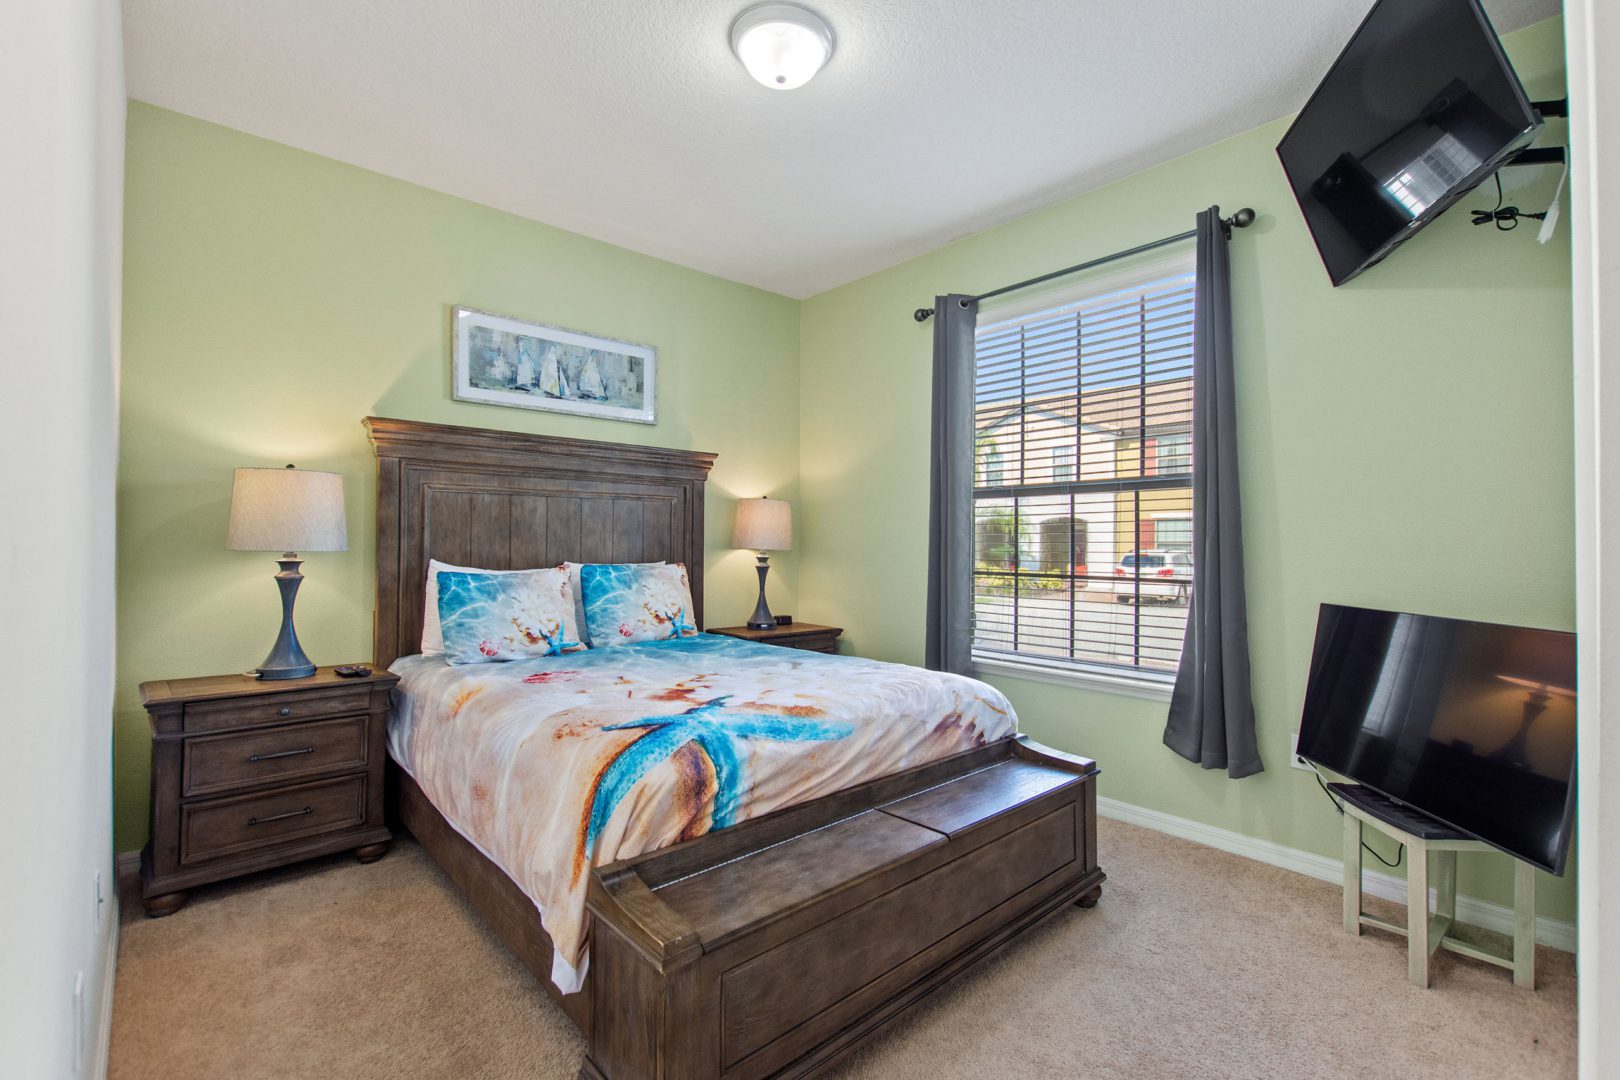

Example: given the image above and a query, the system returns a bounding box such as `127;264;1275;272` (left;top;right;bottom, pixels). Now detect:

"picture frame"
451;306;657;425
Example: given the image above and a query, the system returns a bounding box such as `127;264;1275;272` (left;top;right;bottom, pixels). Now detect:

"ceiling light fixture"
730;3;834;91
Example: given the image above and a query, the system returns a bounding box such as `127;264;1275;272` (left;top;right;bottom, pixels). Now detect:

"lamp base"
1488;693;1550;767
255;556;317;680
747;554;775;630
255;659;317;681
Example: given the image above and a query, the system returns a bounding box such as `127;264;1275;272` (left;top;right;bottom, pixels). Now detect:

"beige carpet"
110;819;1575;1079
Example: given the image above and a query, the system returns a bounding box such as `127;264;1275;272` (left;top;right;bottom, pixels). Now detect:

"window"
979;444;1006;487
1052;445;1076;483
1155;433;1192;475
1155;516;1193;553
970;259;1196;684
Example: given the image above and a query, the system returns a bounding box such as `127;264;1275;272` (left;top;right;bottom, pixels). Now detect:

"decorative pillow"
580;562;699;646
562;560;664;646
426;561;665;652
437;566;587;664
421;559;527;654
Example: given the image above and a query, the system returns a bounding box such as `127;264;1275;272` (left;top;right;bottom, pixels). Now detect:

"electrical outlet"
1290;732;1314;772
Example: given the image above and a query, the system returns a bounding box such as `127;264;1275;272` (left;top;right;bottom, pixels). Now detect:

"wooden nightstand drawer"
182;715;369;798
181;775;367;865
184;685;373;733
708;623;844;654
775;635;838;653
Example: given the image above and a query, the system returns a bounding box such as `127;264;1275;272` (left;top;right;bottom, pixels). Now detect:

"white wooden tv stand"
1334;782;1535;989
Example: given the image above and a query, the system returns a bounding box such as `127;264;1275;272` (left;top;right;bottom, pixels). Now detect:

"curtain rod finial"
914;307;935;323
1230;207;1256;229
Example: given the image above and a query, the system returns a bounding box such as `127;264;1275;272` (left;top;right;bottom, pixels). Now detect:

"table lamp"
1492;674;1576;767
227;465;348;680
733;496;792;630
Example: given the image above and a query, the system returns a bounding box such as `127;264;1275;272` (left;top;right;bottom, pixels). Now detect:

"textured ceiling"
123;0;1561;298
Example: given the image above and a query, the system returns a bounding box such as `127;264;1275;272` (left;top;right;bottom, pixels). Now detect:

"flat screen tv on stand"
1296;603;1577;876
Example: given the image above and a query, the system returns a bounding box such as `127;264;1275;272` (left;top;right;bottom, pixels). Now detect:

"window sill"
971;652;1176;702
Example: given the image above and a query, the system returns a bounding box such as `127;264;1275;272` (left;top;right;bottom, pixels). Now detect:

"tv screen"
1297;604;1576;874
1277;0;1542;286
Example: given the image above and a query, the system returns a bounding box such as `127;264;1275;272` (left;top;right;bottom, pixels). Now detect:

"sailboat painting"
452;306;656;424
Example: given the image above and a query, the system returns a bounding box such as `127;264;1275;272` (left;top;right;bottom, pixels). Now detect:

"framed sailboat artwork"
451;306;657;425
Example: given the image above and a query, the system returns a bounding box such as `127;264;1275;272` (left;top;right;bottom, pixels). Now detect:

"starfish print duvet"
387;634;1016;993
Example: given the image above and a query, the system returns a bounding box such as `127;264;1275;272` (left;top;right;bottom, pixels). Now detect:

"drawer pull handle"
248;746;316;763
277;707;292;717
248;806;313;827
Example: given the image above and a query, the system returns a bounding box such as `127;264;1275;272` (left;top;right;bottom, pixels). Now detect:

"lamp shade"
1496;630;1577;696
732;497;792;551
226;466;348;553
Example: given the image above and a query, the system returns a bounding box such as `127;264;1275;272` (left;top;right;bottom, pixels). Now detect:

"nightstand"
138;665;397;917
707;622;843;654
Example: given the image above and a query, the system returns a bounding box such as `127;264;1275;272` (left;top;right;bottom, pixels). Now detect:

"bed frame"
365;416;1104;1079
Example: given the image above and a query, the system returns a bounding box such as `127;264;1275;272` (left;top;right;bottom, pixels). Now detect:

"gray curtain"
1163;209;1262;778
925;294;978;674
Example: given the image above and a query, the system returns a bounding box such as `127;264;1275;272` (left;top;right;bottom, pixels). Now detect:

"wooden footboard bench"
583;735;1103;1079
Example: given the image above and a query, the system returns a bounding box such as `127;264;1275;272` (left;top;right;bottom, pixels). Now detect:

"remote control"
333;665;372;678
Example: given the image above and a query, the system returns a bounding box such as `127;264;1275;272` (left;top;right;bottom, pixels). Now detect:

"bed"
365;416;1104;1079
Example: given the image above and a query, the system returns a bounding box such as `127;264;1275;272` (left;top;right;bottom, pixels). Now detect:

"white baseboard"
1097;795;1576;953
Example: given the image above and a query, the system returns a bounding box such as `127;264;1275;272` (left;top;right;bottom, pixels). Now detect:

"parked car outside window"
1113;550;1192;605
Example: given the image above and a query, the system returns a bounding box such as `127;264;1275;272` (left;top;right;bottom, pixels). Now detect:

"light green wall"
116;103;801;848
798;19;1576;920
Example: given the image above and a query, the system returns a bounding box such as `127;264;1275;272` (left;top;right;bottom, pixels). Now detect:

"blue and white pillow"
562;560;663;646
580;562;699;646
437;566;586;665
420;559;529;655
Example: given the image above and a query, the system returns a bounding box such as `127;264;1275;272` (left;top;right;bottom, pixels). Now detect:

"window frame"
967;252;1195;699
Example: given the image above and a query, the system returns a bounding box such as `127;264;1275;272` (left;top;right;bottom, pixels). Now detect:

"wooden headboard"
365;416;716;668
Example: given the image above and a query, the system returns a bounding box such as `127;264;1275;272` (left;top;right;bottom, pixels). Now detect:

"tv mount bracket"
1505;98;1569;167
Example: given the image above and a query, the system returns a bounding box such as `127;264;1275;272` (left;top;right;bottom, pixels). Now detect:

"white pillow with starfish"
580;562;700;646
437;566;587;664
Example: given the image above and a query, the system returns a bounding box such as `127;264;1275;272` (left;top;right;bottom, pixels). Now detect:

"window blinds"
971;265;1196;675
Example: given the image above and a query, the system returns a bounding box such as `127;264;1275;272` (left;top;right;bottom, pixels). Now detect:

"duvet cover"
388;634;1016;992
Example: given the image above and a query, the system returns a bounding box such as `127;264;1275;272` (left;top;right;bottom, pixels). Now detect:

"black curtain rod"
913;207;1256;323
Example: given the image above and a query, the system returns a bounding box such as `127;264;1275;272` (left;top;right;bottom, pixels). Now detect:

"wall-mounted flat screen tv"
1297;604;1576;874
1277;0;1543;286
